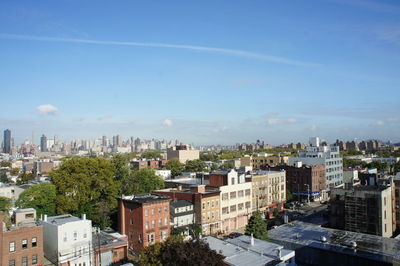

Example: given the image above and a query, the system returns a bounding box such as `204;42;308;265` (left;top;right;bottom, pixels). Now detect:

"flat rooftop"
44;214;84;225
268;221;400;263
15;208;36;213
122;193;170;203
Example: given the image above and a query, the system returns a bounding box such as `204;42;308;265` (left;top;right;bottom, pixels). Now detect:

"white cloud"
375;120;385;126
266;116;298;125
163;119;173;126
37;104;58;115
310;125;317;131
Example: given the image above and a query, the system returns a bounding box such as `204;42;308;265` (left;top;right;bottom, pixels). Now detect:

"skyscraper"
3;129;11;154
40;134;48;152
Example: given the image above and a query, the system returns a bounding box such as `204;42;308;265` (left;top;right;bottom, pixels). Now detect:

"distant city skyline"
1;1;399;145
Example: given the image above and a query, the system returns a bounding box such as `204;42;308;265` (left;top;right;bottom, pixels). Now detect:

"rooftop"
44;214;86;226
122;193;170;203
268;221;400;263
171;199;193;208
15;208;36;213
92;231;127;250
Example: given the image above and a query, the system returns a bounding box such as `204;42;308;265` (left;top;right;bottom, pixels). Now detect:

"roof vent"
320;236;327;243
350;241;357;248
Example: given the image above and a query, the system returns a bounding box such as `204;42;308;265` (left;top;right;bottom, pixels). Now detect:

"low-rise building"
41;214;92;266
0;211;44;266
167;145;199;163
118;194;171;253
92;231;128;266
204;235;295;266
170;200;195;235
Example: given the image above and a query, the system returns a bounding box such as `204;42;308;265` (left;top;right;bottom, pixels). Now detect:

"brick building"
0;212;43;266
118;194;171;253
268;164;326;201
155;185;222;235
130;160;167;170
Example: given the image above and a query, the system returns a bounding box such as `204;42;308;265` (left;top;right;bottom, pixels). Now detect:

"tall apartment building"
42;214;92;266
209;169;252;233
167;145;199;163
289;137;343;188
330;179;395;238
40;134;47;152
246;170;286;216
269;163;326;201
118;194;171;253
0;211;44;266
155;185;221;235
3;129;11;154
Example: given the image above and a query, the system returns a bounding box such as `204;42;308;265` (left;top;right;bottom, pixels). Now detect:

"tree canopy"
166;158;185;177
123;168;164;195
245;211;268;240
50;157;119;228
184;159;206;172
0;196;12;212
16;183;57;216
139;236;225;266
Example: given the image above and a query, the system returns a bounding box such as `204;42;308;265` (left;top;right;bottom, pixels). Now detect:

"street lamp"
304;184;310;204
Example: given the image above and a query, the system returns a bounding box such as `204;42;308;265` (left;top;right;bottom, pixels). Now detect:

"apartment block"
0;211;43;266
209;169;252;233
166;145;199;163
330;179;395;238
41;214;92;266
246;170;286;216
155;185;221;235
118;194;171;253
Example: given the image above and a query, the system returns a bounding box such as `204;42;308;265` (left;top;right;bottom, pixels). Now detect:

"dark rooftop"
122;193;170;203
170;199;193;208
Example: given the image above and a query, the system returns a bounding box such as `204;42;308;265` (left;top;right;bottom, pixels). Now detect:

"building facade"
3;129;11;154
118;194;171;253
0;212;43;266
42;214;93;266
167;145;200;163
170;200;195;235
209;169;252;233
289;137;343;188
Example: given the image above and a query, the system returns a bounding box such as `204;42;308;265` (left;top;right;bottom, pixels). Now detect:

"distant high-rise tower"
3;129;11;153
102;135;107;147
40;134;48;152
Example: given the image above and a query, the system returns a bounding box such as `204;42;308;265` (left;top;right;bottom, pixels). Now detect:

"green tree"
124;168;164;195
16;172;35;185
0;196;12;212
138;236;225;266
141;151;163;159
10;168;20;176
394;162;400;174
50;157;119;228
16;183;57;216
219;161;234;170
166;158;185;177
286;190;293;202
245;211;268;240
0;172;9;183
111;154;131;194
0;161;11;168
185;159;206;172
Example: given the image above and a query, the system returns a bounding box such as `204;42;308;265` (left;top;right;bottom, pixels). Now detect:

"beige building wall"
252;171;286;212
200;194;221;235
167;150;200;163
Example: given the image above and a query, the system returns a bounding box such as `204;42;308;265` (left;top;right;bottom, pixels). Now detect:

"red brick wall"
1;225;44;266
209;174;227;187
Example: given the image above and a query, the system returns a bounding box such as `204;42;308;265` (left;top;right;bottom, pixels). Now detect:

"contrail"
0;33;320;67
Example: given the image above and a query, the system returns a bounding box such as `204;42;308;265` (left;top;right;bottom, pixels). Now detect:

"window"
9;242;15;252
238;203;244;210
202;202;206;209
384;210;386;219
384;197;386;206
216;200;219;206
159;218;162;227
22;257;28;266
207;201;210;208
25;213;34;219
165;218;168;225
130;219;133;225
32;237;37;248
245;201;251;208
245;189;251;196
73;231;77;241
152;220;155;228
222;193;229;200
230;192;236;199
231;178;235;185
158;207;162;214
152;208;155;215
9;260;15;266
147;233;155;244
161;230;167;241
222;207;229;214
63;232;67;242
145;209;149;216
138;234;142;243
230;205;236;212
211;211;214;219
238;190;244;198
145;221;149;230
22;239;28;249
83;229;87;239
165;206;168;213
212;200;214;207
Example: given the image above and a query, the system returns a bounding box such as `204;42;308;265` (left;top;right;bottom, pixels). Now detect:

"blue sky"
0;0;399;145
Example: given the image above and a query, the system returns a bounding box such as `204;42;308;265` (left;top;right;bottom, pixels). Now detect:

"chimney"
44;214;47;222
250;234;254;246
82;214;86;220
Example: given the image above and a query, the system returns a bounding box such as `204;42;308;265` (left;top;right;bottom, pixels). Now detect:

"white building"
155;169;172;180
289;137;343;188
167;145;200;163
42;214;93;266
210;169;252;233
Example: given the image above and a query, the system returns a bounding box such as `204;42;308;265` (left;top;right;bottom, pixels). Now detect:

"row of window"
202;199;219;210
202;210;219;221
221;201;251;214
9;238;37;253
9;255;37;266
144;206;169;216
144;218;169;230
63;229;88;242
222;189;251;201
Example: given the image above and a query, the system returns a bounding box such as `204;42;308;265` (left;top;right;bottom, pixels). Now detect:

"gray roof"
15;208;36;213
203;236;294;266
44;214;84;226
268;221;400;263
171;199;193;208
122;193;170;203
92;231;127;250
